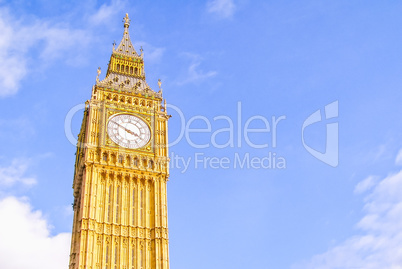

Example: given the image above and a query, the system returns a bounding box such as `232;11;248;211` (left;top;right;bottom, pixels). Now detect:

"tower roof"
96;13;161;98
114;13;139;57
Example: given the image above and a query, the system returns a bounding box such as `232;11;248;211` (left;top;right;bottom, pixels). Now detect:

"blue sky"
0;0;402;268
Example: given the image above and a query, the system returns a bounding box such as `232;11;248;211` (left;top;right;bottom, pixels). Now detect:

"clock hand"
112;120;136;136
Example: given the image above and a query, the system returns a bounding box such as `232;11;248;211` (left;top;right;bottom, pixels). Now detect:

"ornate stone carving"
106;224;111;234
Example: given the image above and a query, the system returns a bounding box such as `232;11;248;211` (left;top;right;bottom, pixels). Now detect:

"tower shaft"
69;14;170;269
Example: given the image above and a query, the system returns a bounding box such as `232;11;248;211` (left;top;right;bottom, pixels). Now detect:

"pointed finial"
158;79;163;94
140;46;144;57
112;41;116;50
123;13;130;28
96;67;101;82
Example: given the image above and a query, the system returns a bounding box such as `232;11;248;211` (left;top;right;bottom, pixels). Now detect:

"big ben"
69;14;170;269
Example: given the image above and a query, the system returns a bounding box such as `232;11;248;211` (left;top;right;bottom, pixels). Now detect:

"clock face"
107;114;151;149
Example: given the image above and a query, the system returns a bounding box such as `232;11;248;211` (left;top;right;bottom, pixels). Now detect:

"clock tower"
69;14;170;269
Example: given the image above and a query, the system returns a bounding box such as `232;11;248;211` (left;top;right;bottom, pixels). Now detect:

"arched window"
117;64;120;71
126;65;129;73
130;66;133;74
115;245;119;268
106;245;110;265
115;186;120;222
107;185;112;222
140;189;144;225
131;247;135;268
134;67;138;75
132;188;135;225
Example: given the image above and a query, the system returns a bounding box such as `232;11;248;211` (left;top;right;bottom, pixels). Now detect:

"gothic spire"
114;13;139;57
99;13;156;95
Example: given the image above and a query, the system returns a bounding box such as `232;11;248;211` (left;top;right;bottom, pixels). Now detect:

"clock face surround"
107;114;151;149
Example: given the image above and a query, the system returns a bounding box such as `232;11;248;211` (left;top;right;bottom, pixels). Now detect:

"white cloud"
0;158;36;187
0;2;165;97
34;25;89;62
293;170;402;269
207;0;236;19
0;196;71;269
354;175;378;194
176;53;217;85
134;41;165;64
396;149;402;166
0;10;27;97
0;6;91;98
88;0;125;26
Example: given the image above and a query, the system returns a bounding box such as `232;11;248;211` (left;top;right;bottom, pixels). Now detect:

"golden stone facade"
69;14;170;269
